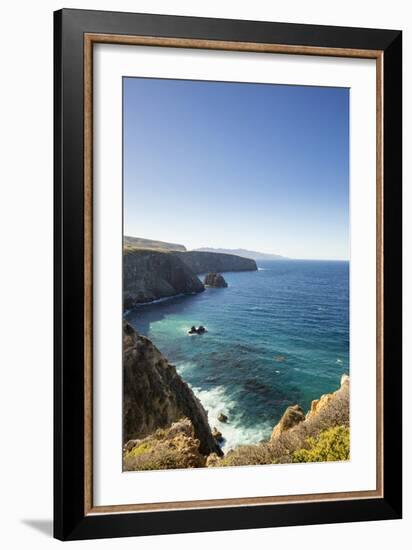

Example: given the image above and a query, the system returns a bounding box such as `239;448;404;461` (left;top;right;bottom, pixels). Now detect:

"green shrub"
292;426;350;463
125;441;153;459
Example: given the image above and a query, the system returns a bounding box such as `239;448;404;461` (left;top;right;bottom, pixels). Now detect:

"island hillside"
174;250;257;274
194;247;284;261
124;237;257;307
124;235;186;252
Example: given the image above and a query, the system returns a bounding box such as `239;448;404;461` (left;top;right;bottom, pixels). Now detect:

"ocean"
125;260;349;451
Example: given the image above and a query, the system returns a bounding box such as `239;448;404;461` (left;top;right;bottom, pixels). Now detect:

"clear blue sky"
123;77;349;260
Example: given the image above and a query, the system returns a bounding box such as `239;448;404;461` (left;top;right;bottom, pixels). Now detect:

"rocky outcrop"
123;321;222;457
204;273;228;288
175;251;257;274
188;325;207;335
123;418;207;471
208;375;350;467
270;405;305;439
212;427;224;443
123;246;258;307
123;248;204;308
305;374;349;421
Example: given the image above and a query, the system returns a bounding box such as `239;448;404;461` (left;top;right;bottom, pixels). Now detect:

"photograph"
51;7;402;541
122;76;350;472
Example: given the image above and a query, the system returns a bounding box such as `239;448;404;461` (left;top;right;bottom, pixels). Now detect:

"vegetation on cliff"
124;235;186;252
123;321;350;471
292;425;350;463
207;375;350;467
124;418;206;471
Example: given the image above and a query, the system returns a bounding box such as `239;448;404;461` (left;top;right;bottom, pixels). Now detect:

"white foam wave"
133;294;185;307
189;385;272;452
175;362;197;377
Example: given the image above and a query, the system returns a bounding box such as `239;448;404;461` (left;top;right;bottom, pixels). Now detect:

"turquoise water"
125;260;349;450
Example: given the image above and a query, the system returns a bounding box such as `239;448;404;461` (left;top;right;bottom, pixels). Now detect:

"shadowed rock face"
123;321;222;457
175;251;257;274
204;273;228;288
123;247;257;308
123;249;204;308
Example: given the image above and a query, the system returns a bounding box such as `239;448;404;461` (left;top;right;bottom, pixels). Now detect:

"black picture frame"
54;8;402;541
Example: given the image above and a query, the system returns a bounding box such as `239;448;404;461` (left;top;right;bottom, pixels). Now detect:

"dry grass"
123;418;207;471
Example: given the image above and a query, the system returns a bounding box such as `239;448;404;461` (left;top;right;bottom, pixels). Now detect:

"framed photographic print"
54;9;402;541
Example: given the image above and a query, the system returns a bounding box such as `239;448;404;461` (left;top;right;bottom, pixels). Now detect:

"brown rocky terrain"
207;375;350;467
123;321;222;459
123;321;350;471
123;418;207;471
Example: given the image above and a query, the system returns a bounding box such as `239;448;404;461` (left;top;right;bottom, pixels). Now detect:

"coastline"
123;254;349;470
122;320;350;470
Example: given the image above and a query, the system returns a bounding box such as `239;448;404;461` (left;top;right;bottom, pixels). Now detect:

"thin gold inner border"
84;33;384;515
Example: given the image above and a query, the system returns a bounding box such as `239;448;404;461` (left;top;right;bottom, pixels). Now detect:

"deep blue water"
125;260;349;450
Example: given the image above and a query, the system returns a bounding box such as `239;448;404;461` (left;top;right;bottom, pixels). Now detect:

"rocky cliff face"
123;321;222;457
123;248;204;308
204;273;228;288
207;375;350;467
124;247;257;308
175;251;257;274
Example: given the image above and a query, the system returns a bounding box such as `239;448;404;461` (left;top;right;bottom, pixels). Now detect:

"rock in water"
123;321;222;456
218;413;228;423
204;272;228;288
212;427;224;443
208;377;350;468
188;325;207;335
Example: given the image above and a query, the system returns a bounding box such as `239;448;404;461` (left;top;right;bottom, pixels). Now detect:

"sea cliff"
175;250;257;274
123;321;222;460
123;322;350;471
123;248;204;309
123;243;257;308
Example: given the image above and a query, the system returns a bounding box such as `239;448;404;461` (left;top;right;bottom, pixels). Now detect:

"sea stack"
204;272;228;288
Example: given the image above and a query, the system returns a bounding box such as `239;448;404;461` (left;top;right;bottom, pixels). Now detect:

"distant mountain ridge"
193;247;284;261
